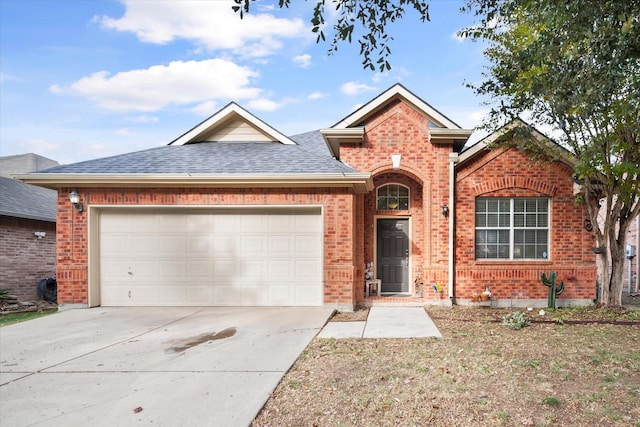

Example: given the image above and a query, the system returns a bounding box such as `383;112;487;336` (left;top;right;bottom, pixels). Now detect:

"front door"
376;219;409;293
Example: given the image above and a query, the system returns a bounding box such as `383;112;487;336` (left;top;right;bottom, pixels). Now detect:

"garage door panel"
295;235;321;256
157;235;186;254
130;235;158;254
187;236;212;255
268;235;294;256
100;210;322;307
212;235;236;254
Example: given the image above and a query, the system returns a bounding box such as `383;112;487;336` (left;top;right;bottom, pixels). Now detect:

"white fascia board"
170;102;296;146
16;172;374;193
429;128;474;140
320;128;365;158
333;84;462;130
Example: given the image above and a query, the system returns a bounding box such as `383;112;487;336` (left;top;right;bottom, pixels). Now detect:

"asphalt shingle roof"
0;176;57;222
39;138;355;175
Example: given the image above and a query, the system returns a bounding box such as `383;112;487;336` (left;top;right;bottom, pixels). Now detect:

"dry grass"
253;306;640;427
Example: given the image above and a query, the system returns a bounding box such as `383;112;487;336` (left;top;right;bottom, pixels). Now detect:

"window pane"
399;198;409;210
377;198;387;210
399;186;409;196
514;213;525;227
487;213;499;227
476;213;486;227
388;185;399;196
538;213;548;227
487;199;499;211
499;213;510;227
499;200;510;211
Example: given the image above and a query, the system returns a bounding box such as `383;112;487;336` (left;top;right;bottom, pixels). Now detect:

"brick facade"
55;187;357;307
0;217;56;300
455;146;597;304
342;100;452;301
50;89;597;309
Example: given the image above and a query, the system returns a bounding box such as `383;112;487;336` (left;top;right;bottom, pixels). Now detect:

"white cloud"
115;128;137;136
191;101;218;117
246;98;283;112
293;54;312;68
308;91;328;100
50;59;261;112
126;114;159;124
341;81;376;96
98;0;308;58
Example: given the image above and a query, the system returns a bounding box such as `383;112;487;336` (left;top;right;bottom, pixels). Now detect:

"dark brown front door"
377;219;409;293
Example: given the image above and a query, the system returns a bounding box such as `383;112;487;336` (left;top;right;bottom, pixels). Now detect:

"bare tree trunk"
607;242;625;306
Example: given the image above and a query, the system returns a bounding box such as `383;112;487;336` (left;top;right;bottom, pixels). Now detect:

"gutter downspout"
448;153;459;301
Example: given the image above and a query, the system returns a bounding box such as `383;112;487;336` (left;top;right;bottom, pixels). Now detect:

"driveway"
0;307;333;427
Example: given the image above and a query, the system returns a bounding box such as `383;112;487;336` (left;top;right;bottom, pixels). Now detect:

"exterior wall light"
69;190;83;213
442;204;449;217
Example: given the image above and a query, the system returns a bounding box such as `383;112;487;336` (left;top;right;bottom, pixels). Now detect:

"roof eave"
320;128;365;159
16;173;374;194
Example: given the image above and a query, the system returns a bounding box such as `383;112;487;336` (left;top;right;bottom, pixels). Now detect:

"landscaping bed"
253;306;640;426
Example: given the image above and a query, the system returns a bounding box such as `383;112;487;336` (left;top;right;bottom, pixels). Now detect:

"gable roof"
458;118;577;167
18;138;372;193
0;176;57;222
321;83;473;158
170;102;296;146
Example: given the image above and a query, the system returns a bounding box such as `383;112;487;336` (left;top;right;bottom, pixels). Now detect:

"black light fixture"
441;204;449;217
69;190;83;213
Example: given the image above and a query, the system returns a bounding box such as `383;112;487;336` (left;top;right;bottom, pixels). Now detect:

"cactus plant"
541;271;565;309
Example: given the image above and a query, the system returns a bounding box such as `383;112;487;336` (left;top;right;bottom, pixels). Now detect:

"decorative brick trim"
474;176;557;197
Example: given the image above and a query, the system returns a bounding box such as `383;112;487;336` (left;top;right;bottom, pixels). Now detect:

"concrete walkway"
318;306;442;339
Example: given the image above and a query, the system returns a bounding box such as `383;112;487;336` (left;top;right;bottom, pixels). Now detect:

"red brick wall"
55;187;357;306
341;99;452;299
455;147;597;302
0;217;56;301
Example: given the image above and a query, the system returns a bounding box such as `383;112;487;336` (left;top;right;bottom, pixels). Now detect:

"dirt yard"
253;305;640;427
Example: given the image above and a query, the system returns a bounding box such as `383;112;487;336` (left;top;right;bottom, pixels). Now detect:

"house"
18;84;597;310
1;154;59;301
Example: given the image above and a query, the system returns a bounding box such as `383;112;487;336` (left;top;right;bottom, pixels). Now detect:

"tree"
232;0;429;72
461;0;640;306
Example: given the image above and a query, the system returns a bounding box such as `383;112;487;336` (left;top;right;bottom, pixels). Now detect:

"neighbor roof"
0;176;57;222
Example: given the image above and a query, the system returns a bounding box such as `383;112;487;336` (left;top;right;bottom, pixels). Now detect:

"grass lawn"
0;309;58;327
253;306;640;427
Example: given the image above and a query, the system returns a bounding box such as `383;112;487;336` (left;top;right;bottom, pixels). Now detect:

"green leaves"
231;0;430;72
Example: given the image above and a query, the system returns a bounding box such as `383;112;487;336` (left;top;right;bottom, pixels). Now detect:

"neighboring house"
18;84;596;310
624;216;638;293
1;154;59;301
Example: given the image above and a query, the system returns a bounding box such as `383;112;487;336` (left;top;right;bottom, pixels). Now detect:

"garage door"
99;208;323;306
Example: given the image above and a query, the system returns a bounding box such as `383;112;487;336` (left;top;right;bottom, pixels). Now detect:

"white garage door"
99;208;323;306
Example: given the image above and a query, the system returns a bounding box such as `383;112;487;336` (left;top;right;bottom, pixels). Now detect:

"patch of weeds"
496;411;510;420
541;396;560;407
287;380;302;390
512;359;542;368
603;375;617;383
591;349;612;366
501;311;529;330
0;309;57;327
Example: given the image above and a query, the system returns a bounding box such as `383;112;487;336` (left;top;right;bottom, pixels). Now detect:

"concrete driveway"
0;307;333;427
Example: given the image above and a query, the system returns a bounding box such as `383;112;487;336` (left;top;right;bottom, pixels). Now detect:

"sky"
0;0;492;165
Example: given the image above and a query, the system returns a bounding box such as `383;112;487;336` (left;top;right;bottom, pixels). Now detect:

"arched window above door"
377;183;410;210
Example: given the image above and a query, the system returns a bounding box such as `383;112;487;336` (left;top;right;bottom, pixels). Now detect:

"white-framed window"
475;197;549;260
377;184;410;210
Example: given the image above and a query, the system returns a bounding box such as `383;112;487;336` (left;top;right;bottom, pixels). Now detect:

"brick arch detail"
474;177;557;197
370;162;426;186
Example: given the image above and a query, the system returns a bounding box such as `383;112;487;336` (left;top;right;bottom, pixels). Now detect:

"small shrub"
502;311;529;330
0;288;9;302
541;396;561;407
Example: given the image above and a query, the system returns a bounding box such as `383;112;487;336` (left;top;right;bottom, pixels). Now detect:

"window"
475;198;549;260
377;184;409;210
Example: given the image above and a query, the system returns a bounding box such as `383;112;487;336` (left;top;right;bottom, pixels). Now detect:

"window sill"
475;260;553;265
